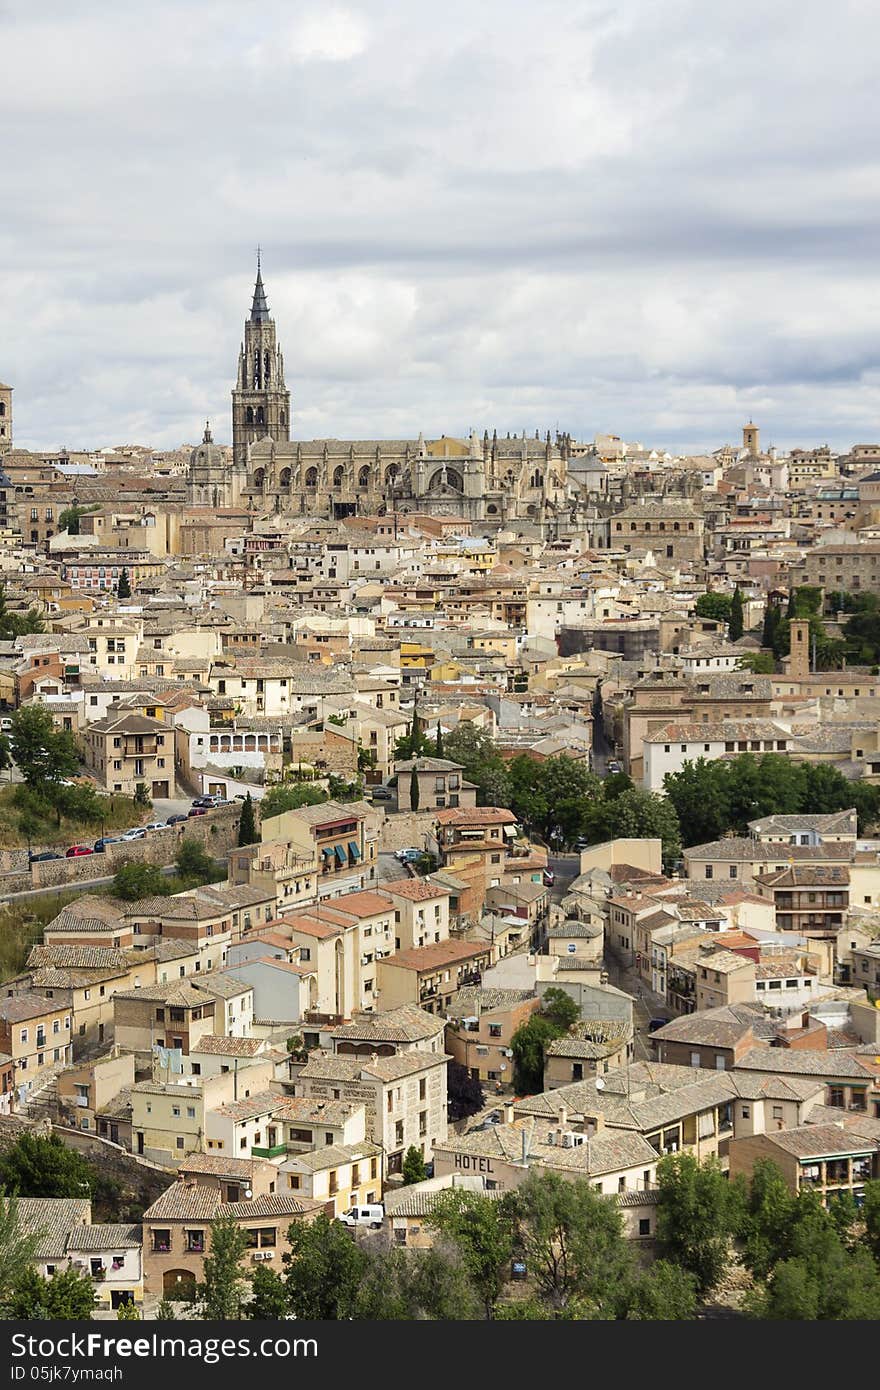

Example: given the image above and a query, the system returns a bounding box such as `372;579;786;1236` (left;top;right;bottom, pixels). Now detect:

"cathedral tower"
231;255;291;470
0;381;12;453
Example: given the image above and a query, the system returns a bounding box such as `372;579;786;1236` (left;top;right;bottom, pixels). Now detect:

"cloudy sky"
3;0;880;453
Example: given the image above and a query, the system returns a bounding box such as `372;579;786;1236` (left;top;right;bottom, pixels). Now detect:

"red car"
66;844;94;857
187;807;207;817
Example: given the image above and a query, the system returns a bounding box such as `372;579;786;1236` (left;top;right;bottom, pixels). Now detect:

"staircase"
19;1062;66;1122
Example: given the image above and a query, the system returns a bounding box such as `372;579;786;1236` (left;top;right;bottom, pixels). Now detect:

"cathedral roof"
251;259;270;323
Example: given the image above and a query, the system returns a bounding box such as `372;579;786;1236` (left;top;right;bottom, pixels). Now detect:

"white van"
339;1204;384;1229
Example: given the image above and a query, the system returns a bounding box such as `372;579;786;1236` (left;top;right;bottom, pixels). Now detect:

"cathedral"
189;258;579;529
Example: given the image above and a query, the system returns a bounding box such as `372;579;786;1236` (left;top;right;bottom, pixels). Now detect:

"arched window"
630;522;636;531
305;467;318;488
279;467;291;488
688;522;694;531
333;465;344;487
645;522;651;531
264;351;271;384
245;407;254;425
530;469;543;489
256;406;265;426
0;403;5;416
358;465;370;488
253;467;265;488
673;522;680;532
280;411;286;426
616;522;622;531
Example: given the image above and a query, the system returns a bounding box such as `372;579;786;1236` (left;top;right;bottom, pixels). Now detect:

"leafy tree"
863;1178;880;1262
425;1190;516;1320
10;706;79;788
402;1145;428;1185
442;723;511;808
260;782;328;819
112;862;169;901
540;987;580;1032
283;1213;367;1320
237;792;257;847
435;721;444;758
602;770;634;799
7;1264;96;1320
406;1245;483;1320
736;650;775;674
740;1158;796;1279
175;839;221;882
410;763;420;812
0;734;10;774
447;1061;485;1121
116;1299;140;1320
501;1170;635;1316
694;592;733;624
728;586;744;641
507;754;601;844
0;1193;44;1312
510;1014;561;1094
247;1264;289;1319
191;1214;249;1320
116;568;132;599
655;1153;733;1295
0;1133;95;1198
0;584;44;639
628;1260;698;1320
584;786;682;866
154;1297;178;1320
133;782;151;808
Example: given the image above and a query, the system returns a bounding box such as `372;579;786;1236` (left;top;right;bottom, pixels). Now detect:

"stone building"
0;381;11;452
229;261;575;529
186;422;240;509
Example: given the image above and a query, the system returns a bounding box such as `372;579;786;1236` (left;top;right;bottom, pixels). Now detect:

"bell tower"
0;381;12;453
231;253;291;470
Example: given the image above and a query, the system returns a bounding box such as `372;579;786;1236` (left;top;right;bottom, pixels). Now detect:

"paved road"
547;853;580;903
376;851;410;884
151;796;195;822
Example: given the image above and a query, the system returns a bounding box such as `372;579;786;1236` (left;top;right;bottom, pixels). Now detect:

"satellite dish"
595;1076;606;1091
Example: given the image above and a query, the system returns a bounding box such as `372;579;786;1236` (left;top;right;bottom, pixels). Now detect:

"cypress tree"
729;586;744;641
237;792;256;847
435;721;444;758
410;763;420;812
116;568;132;599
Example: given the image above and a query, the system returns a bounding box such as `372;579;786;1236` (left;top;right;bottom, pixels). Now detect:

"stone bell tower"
231;253;291;471
0;381;12;453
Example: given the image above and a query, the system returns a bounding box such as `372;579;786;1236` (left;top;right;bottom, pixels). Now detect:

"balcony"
251;1143;287;1159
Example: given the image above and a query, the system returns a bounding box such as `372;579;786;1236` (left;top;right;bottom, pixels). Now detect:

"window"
639;1219;651;1236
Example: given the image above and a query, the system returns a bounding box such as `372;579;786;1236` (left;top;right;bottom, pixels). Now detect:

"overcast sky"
3;0;880;454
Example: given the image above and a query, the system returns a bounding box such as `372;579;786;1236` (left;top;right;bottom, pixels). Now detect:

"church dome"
190;421;224;471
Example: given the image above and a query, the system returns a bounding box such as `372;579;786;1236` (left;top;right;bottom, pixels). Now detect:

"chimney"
585;1113;605;1135
503;1103;515;1125
556;1104;568;1129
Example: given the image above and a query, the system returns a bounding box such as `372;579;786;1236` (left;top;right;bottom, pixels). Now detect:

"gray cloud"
2;0;880;452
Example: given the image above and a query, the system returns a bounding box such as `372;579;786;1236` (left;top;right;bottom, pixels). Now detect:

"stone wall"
1;805;242;894
377;810;437;852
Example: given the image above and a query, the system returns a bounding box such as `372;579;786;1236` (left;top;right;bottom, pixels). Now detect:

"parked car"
0;717;12;732
93;837;123;853
165;813;188;826
573;837;589;851
29;850;62;862
144;822;166;833
120;827;147;841
394;846;421;862
369;786;392;801
188;807;207;818
192;795;223;808
542;869;555;887
66;845;94;858
648;1018;669;1033
338;1204;384;1229
606;760;622;775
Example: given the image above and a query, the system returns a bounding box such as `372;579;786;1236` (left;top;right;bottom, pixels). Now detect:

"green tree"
112;861;169;901
863;1179;880;1262
175;839;222;883
740;1158;796;1279
0;733;10;774
728;586;744;641
133;782;151;808
283;1213;367;1320
116;568;132;599
736;650;775;674
247;1263;289;1319
662;758;730;847
447;1061;485;1121
0;1133;95;1198
655;1153;733;1295
7;1264;96;1319
584;786;682;866
540;987;580;1031
0;585;44;639
694;592;733;623
502;1170;635;1316
435;721;444;758
406;1245;483;1320
401;1145;428;1186
0;1193;44;1312
442;723;511;808
116;1299;140;1320
510;1014;560;1093
628;1260;698;1320
410;763;421;812
10;706;79;788
191;1214;249;1320
237;792;257;847
260;782;328;820
507;754;601;844
425;1189;516;1320
761;601;781;651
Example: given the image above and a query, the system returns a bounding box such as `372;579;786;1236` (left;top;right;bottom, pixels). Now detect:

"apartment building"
0;994;73;1094
729;1123;879;1205
445;987;539;1084
83;712;172;797
376;939;493;1015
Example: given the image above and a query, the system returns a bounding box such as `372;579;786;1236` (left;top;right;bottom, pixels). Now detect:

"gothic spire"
250;249;270;323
